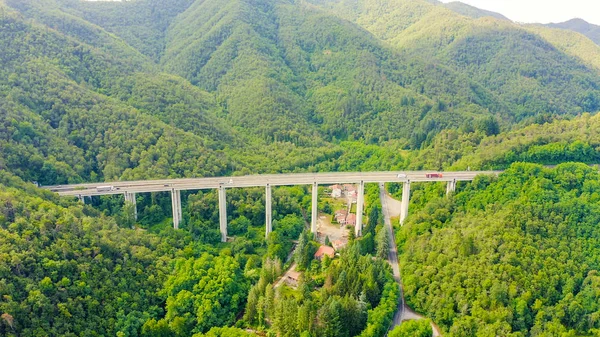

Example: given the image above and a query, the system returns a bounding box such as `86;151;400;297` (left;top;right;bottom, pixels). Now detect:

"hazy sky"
439;0;600;25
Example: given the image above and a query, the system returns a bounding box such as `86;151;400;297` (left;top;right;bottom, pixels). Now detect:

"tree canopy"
399;163;600;336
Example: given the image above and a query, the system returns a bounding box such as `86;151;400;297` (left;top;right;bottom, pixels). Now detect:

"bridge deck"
43;171;501;197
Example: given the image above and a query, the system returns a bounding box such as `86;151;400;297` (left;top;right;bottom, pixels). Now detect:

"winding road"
379;184;441;336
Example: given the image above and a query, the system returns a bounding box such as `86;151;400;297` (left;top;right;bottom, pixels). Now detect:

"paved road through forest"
379;184;441;336
379;183;404;327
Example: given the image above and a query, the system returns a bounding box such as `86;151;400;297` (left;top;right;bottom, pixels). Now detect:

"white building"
330;184;343;198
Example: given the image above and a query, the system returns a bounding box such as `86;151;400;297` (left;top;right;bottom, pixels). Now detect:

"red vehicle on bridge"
426;173;443;178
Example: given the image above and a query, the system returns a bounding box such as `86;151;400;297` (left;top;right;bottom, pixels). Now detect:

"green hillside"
5;0;600;153
0;3;242;186
3;0;154;68
0;1;404;187
310;0;600;124
158;0;505;144
14;0;600;149
57;0;196;61
408;112;600;171
399;163;600;336
524;24;600;71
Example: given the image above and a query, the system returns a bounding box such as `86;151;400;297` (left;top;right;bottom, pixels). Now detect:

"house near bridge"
344;184;357;198
314;245;335;261
330;184;343;198
335;209;348;224
286;270;301;287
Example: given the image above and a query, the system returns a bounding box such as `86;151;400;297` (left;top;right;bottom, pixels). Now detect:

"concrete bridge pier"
400;181;411;225
311;182;318;234
446;179;456;196
124;192;137;220
265;184;272;238
78;195;85;204
218;185;228;242
171;189;182;229
355;180;365;237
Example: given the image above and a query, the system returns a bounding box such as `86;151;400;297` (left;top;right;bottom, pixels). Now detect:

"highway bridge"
43;171;500;242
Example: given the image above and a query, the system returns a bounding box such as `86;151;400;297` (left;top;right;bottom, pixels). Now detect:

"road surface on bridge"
44;170;500;197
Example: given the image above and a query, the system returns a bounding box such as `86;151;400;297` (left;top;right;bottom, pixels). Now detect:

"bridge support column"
311;182;318;234
355;181;365;237
400;181;411;225
219;185;227;242
265;184;272;238
124;192;137;220
171;189;182;230
78;195;85;204
446;179;456;196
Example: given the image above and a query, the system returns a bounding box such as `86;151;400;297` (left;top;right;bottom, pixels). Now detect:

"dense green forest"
242;240;399;337
389;319;432;337
4;0;600;161
0;170;248;336
2;0;600;335
397;163;600;336
408;112;600;171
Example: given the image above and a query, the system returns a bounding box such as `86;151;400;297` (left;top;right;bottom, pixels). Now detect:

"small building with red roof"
314;245;335;261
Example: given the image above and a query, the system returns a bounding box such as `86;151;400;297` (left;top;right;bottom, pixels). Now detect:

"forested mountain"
523;25;600;72
0;2;240;185
4;0;600;152
308;0;600;125
547;18;600;46
57;0;197;61
3;0;600;335
406;111;600;171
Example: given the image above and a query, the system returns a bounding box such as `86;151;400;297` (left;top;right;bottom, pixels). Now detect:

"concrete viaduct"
44;171;499;242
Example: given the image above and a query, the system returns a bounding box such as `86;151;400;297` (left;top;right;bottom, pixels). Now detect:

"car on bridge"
426;173;443;178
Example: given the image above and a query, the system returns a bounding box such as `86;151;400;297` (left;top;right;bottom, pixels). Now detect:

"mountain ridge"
546;18;600;46
442;1;509;21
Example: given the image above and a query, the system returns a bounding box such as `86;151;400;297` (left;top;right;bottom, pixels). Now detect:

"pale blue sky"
439;0;600;25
